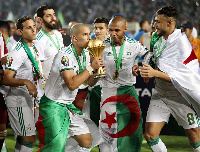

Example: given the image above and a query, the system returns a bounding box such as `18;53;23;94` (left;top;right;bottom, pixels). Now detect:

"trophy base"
94;74;107;79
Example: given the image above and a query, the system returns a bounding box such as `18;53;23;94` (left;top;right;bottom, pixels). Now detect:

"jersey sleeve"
6;48;26;71
59;53;74;72
136;42;149;58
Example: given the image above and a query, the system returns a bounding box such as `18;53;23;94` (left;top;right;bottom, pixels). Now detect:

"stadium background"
0;0;200;34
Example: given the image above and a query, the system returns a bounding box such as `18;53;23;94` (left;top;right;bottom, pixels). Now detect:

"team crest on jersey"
61;56;69;66
194;46;198;50
7;57;13;67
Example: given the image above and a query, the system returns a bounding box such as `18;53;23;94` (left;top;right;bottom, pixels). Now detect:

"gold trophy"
87;38;106;79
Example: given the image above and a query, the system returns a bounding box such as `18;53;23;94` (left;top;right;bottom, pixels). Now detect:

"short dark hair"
37;5;54;18
0;20;10;32
16;16;32;30
94;17;109;27
157;6;178;20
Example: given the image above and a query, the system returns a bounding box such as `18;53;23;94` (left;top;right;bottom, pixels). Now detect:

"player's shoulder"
103;37;111;44
9;41;27;58
36;30;45;41
13;41;23;52
126;37;138;44
54;30;62;37
61;45;73;55
8;37;17;45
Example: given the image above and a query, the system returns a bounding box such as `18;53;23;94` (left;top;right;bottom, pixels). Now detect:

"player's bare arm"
62;57;104;91
3;69;37;97
140;63;171;82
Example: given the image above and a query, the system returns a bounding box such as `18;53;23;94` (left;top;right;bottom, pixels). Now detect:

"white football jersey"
5;41;43;107
45;45;90;104
35;29;64;78
101;37;148;88
6;37;17;52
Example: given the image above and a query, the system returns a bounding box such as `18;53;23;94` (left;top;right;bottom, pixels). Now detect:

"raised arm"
61;57;104;91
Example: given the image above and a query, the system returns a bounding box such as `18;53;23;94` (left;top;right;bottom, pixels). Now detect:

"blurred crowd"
0;0;199;33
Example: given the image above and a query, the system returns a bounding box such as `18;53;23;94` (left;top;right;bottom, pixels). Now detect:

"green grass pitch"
4;128;193;152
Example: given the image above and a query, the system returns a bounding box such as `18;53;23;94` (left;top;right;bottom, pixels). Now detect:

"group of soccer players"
1;4;200;152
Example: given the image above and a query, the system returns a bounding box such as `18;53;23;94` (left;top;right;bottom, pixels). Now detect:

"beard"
156;29;167;37
43;19;57;30
112;35;125;45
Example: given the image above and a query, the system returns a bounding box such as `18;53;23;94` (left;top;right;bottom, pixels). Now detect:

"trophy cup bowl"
87;38;106;79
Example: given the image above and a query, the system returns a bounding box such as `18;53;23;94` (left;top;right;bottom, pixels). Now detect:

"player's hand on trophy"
24;80;38;98
91;57;104;71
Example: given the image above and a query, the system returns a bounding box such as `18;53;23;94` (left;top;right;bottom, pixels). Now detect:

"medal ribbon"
71;44;86;74
20;38;42;79
42;28;60;50
154;37;167;64
111;39;125;72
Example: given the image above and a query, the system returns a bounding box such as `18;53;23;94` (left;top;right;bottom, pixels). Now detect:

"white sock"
76;145;91;152
194;146;200;152
147;137;167;152
15;142;33;152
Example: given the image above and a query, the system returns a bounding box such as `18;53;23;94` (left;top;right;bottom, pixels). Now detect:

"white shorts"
68;111;90;137
7;107;36;136
146;78;198;129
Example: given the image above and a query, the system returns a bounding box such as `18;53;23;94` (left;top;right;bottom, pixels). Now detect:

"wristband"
86;66;94;75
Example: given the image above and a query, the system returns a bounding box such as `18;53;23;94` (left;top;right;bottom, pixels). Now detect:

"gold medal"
113;71;119;79
39;72;43;78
